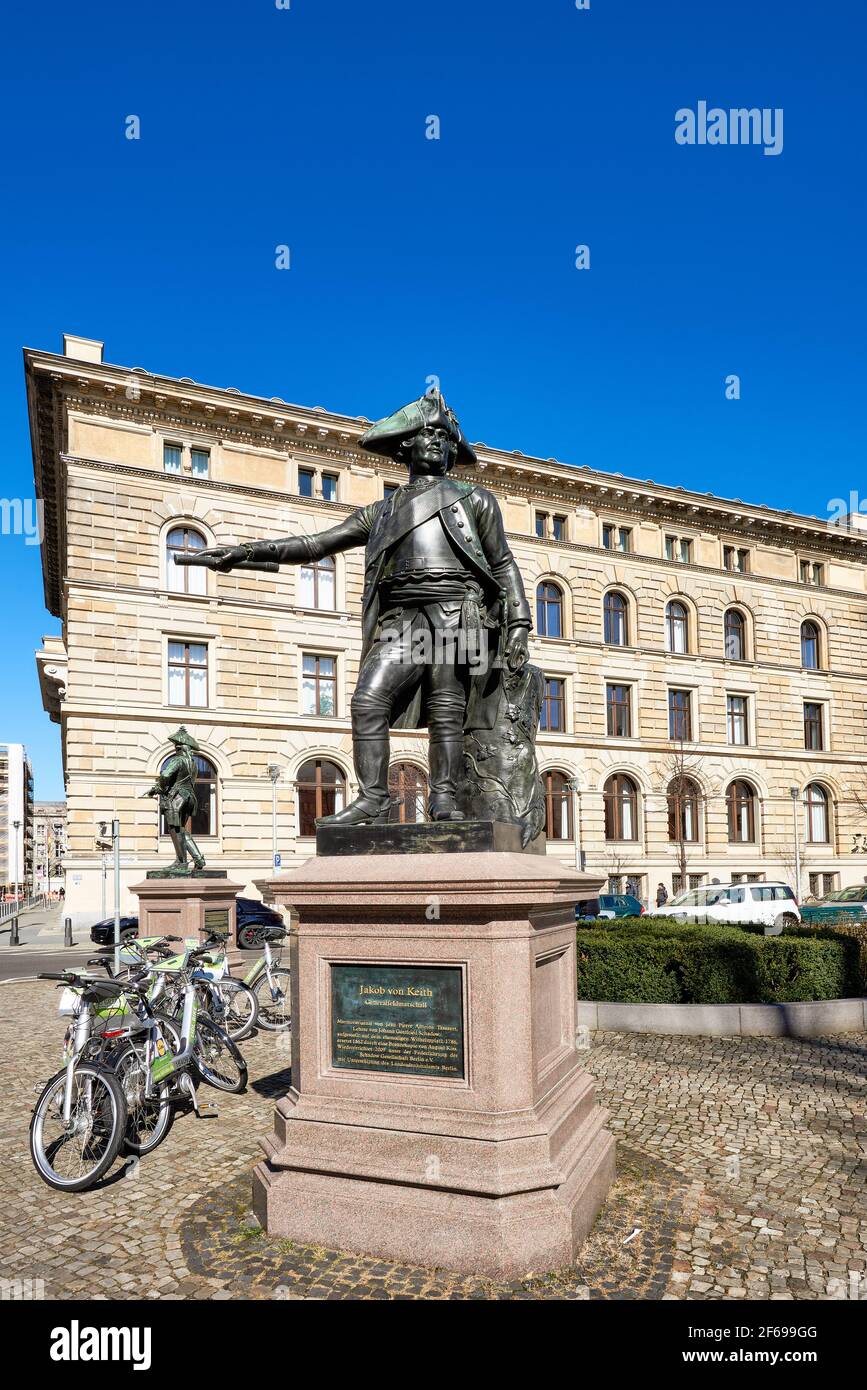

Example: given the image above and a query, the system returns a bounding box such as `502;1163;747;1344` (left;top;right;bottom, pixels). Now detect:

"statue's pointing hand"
190;544;248;572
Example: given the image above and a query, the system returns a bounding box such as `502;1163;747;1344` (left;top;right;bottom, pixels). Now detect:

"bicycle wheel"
251;967;291;1031
30;1063;126;1191
111;1044;175;1157
192;1016;248;1093
216;978;259;1041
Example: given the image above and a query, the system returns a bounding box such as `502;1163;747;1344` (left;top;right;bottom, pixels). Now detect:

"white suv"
648;881;801;932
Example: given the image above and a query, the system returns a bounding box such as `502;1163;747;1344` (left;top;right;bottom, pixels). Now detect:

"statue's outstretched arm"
176;506;376;574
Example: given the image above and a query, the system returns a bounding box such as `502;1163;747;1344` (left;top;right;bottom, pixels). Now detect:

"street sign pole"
112;817;121;975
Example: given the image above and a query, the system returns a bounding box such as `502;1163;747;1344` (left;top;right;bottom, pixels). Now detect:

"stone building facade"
26;335;867;923
0;743;34;897
33;800;66;895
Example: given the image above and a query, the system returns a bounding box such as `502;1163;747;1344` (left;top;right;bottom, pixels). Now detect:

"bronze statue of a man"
188;393;531;826
143;726;206;873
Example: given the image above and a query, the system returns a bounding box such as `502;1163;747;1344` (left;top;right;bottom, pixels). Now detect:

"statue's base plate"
314;818;539;857
145;868;228;880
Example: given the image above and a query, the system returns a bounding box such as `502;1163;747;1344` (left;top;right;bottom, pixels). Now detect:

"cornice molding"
61;456;867;607
25;347;867;614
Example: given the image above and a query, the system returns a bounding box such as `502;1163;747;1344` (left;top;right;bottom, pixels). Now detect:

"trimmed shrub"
575;916;859;1004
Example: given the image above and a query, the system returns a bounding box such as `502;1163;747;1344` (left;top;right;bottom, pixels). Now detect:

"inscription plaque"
204;908;230;933
330;963;465;1079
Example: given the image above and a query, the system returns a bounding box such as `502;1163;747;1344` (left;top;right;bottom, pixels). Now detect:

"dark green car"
575;893;645;920
799;885;867;924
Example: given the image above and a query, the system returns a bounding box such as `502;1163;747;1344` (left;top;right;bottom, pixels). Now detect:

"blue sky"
1;0;864;797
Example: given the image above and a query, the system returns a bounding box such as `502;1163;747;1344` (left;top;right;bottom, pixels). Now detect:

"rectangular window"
535;512;548;539
540;677;565;731
167;641;208;707
552;515;567;542
726;694;748;745
804;701;824;750
603;524;631;552
800;559;825;586
301;654;336;717
190;448;209;478
606;683;632;738
724;545;749;572
383;483;398;501
299;468;315;498
322;473;338;502
668;689;692;741
163;443;182;474
299;556;336;610
666;534;692;562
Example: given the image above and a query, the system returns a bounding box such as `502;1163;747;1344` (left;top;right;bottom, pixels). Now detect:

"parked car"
646;881;800;932
575;893;645;920
89;896;286;950
235;896;286;950
88;914;140;946
799;885;867;925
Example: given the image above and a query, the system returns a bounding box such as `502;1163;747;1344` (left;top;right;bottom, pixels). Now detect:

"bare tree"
658;736;705;893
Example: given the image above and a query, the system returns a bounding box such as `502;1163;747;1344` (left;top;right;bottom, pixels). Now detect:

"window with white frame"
167;641;208;707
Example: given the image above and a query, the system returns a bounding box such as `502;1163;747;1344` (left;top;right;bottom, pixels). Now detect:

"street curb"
0;944;86;955
577;996;867;1038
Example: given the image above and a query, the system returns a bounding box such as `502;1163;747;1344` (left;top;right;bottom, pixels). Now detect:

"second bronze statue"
177;391;545;843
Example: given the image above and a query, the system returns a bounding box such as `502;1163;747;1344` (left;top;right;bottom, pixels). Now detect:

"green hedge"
575;917;861;1005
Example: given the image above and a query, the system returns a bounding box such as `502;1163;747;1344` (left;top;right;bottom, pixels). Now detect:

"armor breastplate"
382;513;468;578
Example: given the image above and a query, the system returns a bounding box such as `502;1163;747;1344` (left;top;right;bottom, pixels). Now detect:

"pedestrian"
656;882;668;907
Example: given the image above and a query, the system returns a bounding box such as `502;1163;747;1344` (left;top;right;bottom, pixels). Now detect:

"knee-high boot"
428;735;465;821
317;736;391;827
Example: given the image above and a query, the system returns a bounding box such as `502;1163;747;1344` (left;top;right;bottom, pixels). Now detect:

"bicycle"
30;968;154;1190
241;925;291;1031
144;944;249;1093
147;933;259;1042
100;932;259;1042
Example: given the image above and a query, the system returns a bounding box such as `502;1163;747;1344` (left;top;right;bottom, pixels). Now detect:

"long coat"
251;477;532;729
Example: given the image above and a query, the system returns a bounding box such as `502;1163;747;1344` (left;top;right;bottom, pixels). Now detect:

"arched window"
724;608;746;661
388;763;428;824
603;774;638;841
665;600;689;654
603;591;628;647
536;582;563;638
543;770;573;840
801;620;821;669
667;777;700;843
299;555;336;610
166;526;207;595
727;780;756;843
804;783;829;843
159;754;217;837
297;759;346;835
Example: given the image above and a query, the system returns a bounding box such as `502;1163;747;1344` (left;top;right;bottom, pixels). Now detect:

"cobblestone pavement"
1;982;864;1300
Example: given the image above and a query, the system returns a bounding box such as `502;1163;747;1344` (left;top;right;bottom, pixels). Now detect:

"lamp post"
12;819;20;903
789;786;802;900
567;770;584;872
112;818;122;976
268;764;282;870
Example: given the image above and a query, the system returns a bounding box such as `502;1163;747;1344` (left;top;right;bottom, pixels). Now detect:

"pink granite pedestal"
252;851;615;1279
130;875;243;943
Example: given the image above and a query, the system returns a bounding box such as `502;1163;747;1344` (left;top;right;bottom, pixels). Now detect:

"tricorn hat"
358;390;476;468
168;726;200;751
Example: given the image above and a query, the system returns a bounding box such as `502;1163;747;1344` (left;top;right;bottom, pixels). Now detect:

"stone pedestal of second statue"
130;873;243;943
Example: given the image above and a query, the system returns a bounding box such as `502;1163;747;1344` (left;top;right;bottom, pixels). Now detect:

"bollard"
9;915;19;946
64;916;73;947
